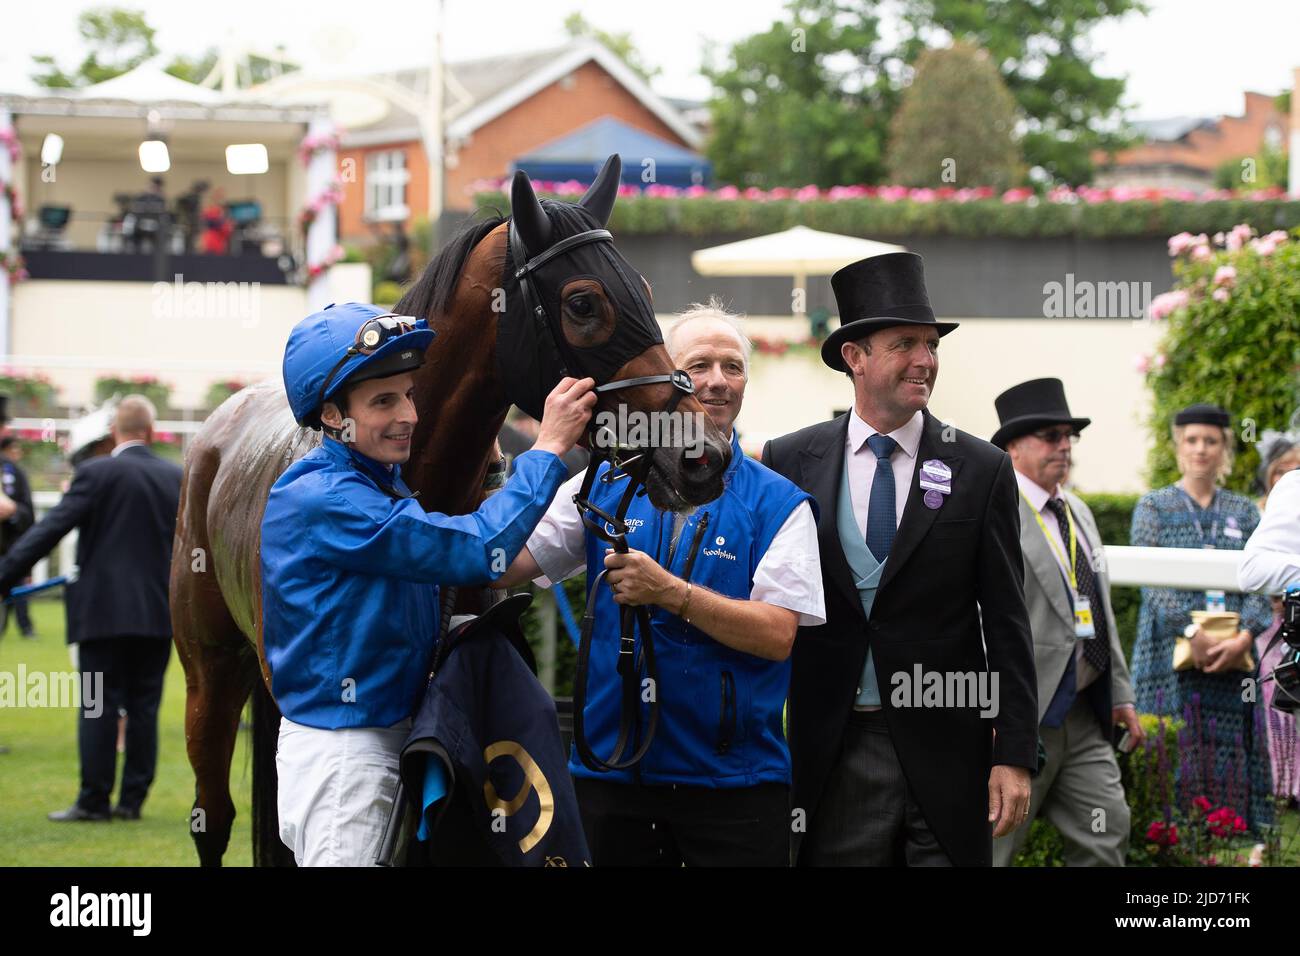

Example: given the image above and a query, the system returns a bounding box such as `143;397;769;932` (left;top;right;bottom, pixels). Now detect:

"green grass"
0;601;253;866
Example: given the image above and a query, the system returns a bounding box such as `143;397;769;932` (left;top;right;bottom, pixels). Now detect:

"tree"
164;48;298;87
705;0;1143;188
164;50;220;85
897;0;1146;185
1213;148;1289;192
703;2;901;188
31;6;158;88
564;11;661;83
31;7;297;91
886;43;1022;189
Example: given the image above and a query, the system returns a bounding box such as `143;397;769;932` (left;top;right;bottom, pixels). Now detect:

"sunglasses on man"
1031;427;1080;445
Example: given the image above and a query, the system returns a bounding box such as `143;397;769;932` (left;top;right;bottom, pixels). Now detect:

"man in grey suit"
990;378;1144;866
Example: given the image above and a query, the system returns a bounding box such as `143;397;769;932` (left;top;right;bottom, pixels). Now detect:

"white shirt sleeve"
525;469;589;587
750;500;827;626
1240;469;1300;595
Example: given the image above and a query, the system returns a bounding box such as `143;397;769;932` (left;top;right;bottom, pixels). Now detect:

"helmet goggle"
316;314;418;414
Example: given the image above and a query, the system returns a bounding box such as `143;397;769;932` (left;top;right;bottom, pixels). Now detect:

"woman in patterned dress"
1130;404;1274;839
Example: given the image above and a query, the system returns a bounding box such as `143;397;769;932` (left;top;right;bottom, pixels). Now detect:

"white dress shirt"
843;408;924;538
526;469;826;626
1240;468;1300;594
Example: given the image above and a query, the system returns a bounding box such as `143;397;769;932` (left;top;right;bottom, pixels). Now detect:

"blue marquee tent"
512;116;711;189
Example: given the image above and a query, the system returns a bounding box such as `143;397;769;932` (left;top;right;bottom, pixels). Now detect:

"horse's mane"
395;213;507;320
394;199;602;322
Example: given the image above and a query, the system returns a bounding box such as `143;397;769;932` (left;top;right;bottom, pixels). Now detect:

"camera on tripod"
1271;586;1300;713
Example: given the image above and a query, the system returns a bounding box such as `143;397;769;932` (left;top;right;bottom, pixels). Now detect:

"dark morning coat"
763;409;1038;866
0;444;182;643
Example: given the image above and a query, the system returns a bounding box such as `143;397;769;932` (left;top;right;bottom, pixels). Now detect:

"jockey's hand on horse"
534;377;596;457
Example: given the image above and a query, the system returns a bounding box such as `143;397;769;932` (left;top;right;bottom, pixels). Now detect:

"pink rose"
1213;265;1236;287
1167;232;1197;256
1190;243;1213;262
1147;289;1189;321
1213;287;1230;302
1133;353;1151;373
1154;353;1167;369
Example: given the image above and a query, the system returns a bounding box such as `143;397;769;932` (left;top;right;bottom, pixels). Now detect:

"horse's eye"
568;295;594;318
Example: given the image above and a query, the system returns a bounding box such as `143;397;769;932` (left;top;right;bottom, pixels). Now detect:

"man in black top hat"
763;252;1038;866
989;378;1142;866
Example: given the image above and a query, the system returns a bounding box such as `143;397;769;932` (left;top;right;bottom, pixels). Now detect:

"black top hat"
992;378;1091;450
821;252;959;372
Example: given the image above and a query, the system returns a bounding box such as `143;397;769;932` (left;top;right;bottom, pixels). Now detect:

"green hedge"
473;190;1300;240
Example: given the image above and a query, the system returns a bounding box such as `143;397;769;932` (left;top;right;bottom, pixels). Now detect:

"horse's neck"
404;303;507;517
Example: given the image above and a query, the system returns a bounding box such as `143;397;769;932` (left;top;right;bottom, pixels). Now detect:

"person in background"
0;396;182;821
1130;403;1274;849
0;435;36;638
1245;430;1300;805
989;378;1142;866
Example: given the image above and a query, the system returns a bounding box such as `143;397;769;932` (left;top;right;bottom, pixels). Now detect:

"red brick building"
1094;91;1290;191
331;39;703;242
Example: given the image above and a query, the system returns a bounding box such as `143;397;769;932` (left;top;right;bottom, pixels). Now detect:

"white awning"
691;226;906;277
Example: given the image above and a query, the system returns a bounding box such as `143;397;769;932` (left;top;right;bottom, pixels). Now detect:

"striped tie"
1045;497;1110;673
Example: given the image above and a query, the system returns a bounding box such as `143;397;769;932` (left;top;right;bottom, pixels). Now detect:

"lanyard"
1020;489;1079;591
1176;484;1219;545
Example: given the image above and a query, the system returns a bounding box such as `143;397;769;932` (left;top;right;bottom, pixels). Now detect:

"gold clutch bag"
1172;611;1254;672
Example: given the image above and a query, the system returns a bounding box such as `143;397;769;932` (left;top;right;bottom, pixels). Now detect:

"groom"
762;253;1038;866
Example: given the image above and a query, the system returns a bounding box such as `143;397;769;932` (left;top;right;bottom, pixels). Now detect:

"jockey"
262;301;594;867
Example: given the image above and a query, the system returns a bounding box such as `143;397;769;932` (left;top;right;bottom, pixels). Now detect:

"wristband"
680;582;693;623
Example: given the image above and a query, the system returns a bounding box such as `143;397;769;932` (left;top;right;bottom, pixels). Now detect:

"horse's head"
501;155;731;511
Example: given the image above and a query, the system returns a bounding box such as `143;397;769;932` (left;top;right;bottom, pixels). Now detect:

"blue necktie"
865;434;898;563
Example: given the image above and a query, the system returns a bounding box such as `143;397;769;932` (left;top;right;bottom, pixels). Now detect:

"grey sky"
7;0;1298;121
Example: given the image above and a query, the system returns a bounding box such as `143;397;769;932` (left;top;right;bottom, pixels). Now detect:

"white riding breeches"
275;716;412;867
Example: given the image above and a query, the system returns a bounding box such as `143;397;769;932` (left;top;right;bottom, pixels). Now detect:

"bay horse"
171;156;732;866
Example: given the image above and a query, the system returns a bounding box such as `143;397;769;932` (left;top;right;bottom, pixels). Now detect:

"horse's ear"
578;153;622;226
510;170;551;251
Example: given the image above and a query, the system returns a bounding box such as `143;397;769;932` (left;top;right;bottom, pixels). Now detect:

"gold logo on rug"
483;740;554;854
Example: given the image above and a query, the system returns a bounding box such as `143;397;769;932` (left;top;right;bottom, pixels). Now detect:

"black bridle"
508;219;693;771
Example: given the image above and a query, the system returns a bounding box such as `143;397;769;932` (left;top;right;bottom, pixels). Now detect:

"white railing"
1103;545;1247;591
8;506;1273;597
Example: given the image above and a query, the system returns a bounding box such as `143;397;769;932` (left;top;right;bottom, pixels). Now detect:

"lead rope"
570;444;660;772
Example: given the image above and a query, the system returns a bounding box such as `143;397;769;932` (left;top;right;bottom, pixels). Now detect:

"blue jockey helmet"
283;302;436;428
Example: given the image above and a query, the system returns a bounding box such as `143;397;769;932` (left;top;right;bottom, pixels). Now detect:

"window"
365;150;410;221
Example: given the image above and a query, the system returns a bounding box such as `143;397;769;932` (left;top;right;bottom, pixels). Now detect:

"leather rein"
508;220;694;771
